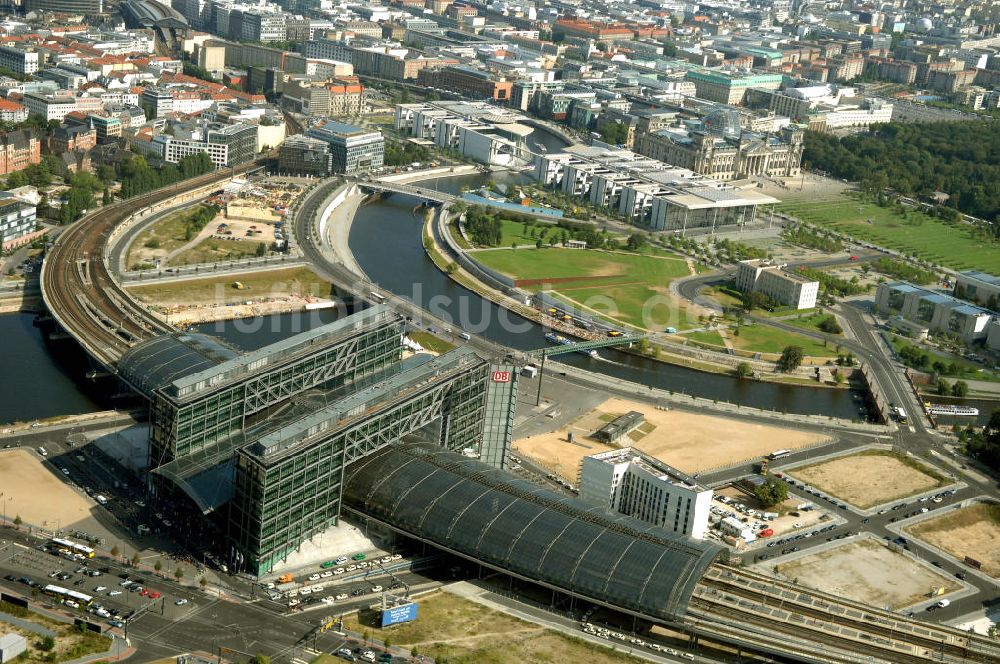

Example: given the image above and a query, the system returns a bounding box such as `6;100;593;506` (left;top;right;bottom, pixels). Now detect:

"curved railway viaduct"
38;174;1000;664
40;165;260;369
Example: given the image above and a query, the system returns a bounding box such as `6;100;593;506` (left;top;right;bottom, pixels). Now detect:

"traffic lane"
128;592;329;657
273;570;436;614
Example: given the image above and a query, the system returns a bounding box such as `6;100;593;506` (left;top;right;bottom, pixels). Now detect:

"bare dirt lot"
773;537;960;609
0;449;96;529
787;450;947;509
513;397;828;479
907;502;1000;577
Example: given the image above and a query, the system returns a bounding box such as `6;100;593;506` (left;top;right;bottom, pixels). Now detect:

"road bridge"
358;180;457;205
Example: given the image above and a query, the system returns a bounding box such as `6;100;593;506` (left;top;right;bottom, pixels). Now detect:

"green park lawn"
682;329;727;346
778;195;1000;273
728;323;838;357
784;312;843;335
474;247;695;330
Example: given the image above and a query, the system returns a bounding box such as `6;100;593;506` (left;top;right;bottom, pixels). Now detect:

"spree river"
347;165;861;419
0;127;858;423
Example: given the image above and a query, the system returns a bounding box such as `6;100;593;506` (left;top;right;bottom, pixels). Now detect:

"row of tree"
803;123;1000;225
118;152;215;199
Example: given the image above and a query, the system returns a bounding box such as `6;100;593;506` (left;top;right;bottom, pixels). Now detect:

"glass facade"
480;365;518;469
229;352;494;575
344;443;725;622
148;318;403;466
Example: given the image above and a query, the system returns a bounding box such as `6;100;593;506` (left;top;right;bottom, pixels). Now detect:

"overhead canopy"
117;333;239;400
344;443;724;622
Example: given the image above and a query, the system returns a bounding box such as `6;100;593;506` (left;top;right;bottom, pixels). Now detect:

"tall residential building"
306;120;383;174
735;259;819;310
579;448;713;540
0;46;39;76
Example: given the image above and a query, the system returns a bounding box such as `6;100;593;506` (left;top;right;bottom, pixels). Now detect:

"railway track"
686;565;1000;664
41;163;264;368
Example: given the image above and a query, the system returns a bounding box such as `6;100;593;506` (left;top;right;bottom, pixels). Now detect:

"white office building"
736;258;819;310
579;448;713;540
0;46;39;76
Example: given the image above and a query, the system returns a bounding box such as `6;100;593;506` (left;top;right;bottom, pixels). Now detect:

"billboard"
381;602;418;627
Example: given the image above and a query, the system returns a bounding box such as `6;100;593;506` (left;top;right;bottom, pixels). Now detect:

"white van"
459;332;471;341
37;446;47;457
95;495;108;505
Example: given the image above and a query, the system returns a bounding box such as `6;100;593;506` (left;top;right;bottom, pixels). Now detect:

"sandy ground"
774;538;959;610
159;298;330;326
789;452;943;509
0;448;96;530
513;397;828;478
907;503;1000;577
756;172;853;203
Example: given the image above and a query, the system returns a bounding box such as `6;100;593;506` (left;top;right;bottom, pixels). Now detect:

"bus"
369;291;386;305
768;450;791;460
895;407;908;424
43;584;93;606
50;537;96;559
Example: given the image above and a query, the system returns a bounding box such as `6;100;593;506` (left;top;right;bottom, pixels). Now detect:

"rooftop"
589;447;707;492
344;442;724;623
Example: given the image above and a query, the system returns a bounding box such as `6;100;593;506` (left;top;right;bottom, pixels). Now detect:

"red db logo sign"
492;370;511;383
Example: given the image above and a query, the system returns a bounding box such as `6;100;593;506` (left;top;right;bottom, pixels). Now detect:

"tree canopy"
777;345;804;372
803;122;1000;224
753;477;788;508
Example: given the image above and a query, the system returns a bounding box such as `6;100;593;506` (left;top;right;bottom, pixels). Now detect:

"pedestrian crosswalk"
290;648;321;664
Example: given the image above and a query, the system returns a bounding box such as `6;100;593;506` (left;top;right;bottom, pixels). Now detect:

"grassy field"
339;591;644;664
475;247;694;330
127;266;333;305
729;323;838;357
128;204;217;269
784;313;843;336
171;237;268;266
408;330;455;354
682;329;727;346
778;195;1000;273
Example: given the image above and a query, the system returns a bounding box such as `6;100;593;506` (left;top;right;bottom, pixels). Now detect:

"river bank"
341;167;866;418
424;201;855;391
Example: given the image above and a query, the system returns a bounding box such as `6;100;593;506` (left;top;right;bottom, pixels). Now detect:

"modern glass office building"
229;348;499;574
117;306;517;575
119;305;405;469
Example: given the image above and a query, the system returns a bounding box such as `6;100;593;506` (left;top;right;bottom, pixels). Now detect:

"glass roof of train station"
344;443;725;622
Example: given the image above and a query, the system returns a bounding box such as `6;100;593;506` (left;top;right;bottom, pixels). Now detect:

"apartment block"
579;448;713;540
0;46;39;76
